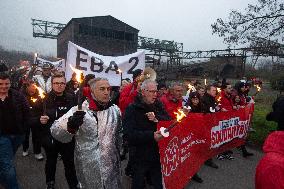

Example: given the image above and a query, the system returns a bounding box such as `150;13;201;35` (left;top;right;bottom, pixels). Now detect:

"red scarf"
83;87;99;111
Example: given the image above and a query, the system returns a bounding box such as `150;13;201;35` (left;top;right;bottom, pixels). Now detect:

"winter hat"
132;69;143;80
189;92;200;99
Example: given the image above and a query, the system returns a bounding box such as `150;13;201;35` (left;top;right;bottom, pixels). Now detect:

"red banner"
158;104;254;189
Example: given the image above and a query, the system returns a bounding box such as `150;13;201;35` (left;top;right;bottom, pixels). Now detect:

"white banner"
35;57;66;72
66;41;145;86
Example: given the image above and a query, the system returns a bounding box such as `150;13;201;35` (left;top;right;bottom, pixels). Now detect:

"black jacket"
0;89;30;135
201;93;218;113
40;90;76;137
266;96;284;131
122;95;170;165
190;104;202;113
21;89;43;128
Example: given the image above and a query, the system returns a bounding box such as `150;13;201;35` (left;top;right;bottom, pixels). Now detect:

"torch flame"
217;96;222;102
217;87;221;93
174;109;187;122
117;68;122;73
31;97;38;103
204;79;207;86
70;65;84;84
34;84;46;99
188;83;194;91
254;84;261;92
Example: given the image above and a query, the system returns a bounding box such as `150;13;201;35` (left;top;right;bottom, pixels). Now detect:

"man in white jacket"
50;78;122;189
33;63;52;93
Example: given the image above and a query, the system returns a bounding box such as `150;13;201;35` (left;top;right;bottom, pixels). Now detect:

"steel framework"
31;18;284;75
32;19;66;39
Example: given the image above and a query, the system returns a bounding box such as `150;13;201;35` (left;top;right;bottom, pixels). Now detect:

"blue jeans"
0;135;24;189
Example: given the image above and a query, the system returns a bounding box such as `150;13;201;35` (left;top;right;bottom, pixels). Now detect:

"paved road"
3;146;262;189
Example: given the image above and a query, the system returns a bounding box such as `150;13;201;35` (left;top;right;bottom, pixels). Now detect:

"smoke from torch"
160;109;187;137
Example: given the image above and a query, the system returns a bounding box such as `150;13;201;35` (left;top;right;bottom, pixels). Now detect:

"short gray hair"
169;81;183;89
88;77;109;91
140;79;157;90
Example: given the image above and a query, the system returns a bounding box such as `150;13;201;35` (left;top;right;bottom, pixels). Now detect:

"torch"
217;87;221;93
187;83;194;94
253;84;261;96
30;97;37;103
216;96;222;111
34;53;38;65
70;65;84;110
118;68;123;86
34;85;46;115
254;84;261;92
217;96;222;104
160;109;187;138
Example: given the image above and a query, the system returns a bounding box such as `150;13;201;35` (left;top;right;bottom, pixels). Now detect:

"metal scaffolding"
31;18;284;77
32;19;66;39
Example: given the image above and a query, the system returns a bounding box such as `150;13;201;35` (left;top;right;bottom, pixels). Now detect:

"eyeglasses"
52;82;66;86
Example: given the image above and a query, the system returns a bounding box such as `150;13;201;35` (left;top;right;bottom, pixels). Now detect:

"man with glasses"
39;74;79;189
123;79;170;189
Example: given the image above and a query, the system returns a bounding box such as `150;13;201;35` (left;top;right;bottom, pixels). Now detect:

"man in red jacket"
160;82;183;119
219;83;234;112
160;82;203;183
119;69;143;116
217;82;235;160
255;131;284;189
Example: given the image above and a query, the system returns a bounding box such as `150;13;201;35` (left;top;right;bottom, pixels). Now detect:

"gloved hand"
67;111;86;134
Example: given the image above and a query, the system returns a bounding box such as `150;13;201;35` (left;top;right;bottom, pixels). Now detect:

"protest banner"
35;57;66;72
158;104;254;189
66;41;145;86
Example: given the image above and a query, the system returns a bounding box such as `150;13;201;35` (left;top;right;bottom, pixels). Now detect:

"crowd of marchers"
0;63;284;189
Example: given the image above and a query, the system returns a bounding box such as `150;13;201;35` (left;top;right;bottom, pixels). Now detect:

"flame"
70;65;84;84
254;84;261;92
217;96;222;102
34;84;46;99
31;97;37;103
117;68;122;73
217;87;221;93
188;83;194;91
174;109;187;122
204;79;207;86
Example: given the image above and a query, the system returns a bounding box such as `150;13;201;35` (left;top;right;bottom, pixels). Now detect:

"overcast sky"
0;0;257;56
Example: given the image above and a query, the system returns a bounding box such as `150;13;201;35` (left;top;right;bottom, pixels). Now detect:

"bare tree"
211;0;284;45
